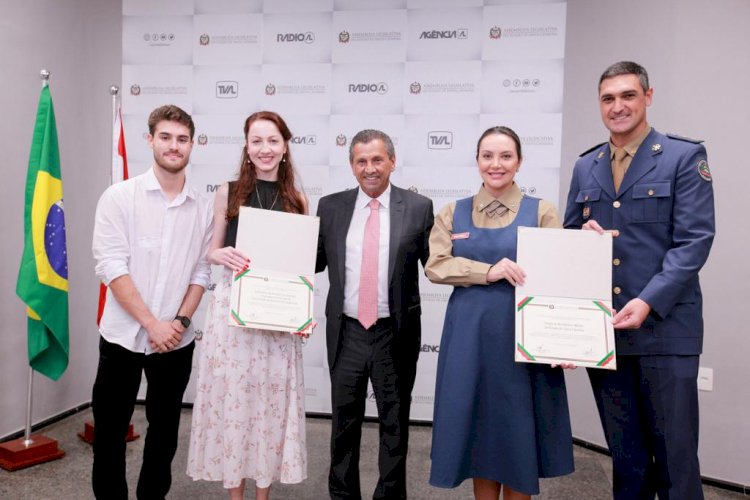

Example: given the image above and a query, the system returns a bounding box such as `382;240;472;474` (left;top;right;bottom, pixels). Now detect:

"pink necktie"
358;199;380;329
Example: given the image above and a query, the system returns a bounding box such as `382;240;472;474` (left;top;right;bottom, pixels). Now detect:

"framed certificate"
515;227;617;370
228;207;320;337
230;269;314;335
516;296;615;368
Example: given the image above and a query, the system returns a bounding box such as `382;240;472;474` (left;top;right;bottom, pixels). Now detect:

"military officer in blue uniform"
564;61;715;499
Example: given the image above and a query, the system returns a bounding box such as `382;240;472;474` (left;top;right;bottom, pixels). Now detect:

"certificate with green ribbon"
515;227;616;370
229;207;320;337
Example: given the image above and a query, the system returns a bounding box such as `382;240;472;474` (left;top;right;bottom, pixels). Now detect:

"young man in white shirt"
91;104;213;499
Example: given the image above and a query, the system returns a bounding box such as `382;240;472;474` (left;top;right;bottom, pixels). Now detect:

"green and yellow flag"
16;85;69;381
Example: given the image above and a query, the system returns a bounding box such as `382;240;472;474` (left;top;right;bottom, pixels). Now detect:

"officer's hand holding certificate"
515;227;617;370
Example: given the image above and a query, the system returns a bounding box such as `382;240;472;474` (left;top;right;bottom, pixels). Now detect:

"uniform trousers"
91;336;194;500
588;355;702;500
329;315;414;500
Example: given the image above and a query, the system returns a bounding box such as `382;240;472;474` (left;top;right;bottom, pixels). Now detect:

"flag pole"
21;69;50;447
79;84;140;446
110;86;118;185
23;368;34;447
1;69;66;470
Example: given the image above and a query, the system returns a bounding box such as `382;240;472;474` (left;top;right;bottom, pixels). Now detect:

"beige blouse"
425;183;560;287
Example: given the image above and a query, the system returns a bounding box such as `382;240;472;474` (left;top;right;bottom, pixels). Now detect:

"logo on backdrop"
520;185;538;195
291;135;317;145
419;28;468;40
335;134;348;147
422;291;451;303
413;394;435;405
143;32;175;46
419;187;473;199
304;185;323;197
348;82;388;94
198;33;258;46
408;80;474;94
408;186;419;193
502;78;542;91
420;344;440;353
216;81;238;99
206;183;219;193
337;30;402;43
264;82;326;96
276;32;315;44
128;83;187;97
428;131;453;150
521;135;554;146
195;133;243;147
490;25;559;39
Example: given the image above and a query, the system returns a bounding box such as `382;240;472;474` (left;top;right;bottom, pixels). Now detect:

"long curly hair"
226;111;305;219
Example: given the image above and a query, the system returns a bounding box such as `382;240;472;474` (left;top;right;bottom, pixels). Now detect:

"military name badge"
582;206;591;219
697;159;712;182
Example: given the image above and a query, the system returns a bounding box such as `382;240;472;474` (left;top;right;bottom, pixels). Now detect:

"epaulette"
579;142;607;157
666;133;703;144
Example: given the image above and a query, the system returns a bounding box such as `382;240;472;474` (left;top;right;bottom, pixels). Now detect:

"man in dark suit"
564;61;715;499
316;129;434;500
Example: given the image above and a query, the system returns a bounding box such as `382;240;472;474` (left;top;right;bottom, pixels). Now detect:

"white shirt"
93;167;213;353
343;185;391;320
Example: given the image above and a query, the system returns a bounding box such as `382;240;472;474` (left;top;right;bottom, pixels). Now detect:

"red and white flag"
96;106;129;326
111;106;129;184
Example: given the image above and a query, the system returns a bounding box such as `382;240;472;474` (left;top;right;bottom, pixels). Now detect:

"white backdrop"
121;0;567;421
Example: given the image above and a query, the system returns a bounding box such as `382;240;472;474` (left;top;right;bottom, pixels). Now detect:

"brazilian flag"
16;85;69;381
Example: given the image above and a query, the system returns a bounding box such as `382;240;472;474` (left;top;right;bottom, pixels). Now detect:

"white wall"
1;0;748;488
0;0;121;437
560;0;750;486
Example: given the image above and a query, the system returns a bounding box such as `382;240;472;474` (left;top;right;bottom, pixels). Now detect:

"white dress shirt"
343;185;391;320
93;167;213;353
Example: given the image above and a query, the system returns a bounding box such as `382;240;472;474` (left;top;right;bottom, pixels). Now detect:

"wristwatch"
174;315;191;328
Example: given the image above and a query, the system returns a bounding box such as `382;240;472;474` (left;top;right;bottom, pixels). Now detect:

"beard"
154;151;189;173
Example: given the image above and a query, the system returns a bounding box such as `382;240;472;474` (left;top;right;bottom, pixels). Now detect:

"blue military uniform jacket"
564;128;715;355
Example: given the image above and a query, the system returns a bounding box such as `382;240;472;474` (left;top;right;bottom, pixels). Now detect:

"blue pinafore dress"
429;195;574;495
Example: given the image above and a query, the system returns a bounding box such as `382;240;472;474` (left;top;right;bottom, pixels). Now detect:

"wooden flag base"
0;434;65;471
77;420;140;445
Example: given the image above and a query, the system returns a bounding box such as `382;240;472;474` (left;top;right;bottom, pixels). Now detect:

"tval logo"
216;81;238;99
428;131;453;150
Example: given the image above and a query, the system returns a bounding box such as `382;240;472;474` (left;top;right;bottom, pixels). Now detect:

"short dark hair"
476;126;522;160
147;104;195;139
599;61;650;93
349;129;395;163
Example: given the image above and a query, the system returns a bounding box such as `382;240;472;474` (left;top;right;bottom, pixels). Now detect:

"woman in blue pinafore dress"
425;126;574;499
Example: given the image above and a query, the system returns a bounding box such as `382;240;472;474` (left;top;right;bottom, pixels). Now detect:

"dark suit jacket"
564;128;715;355
316;184;434;369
